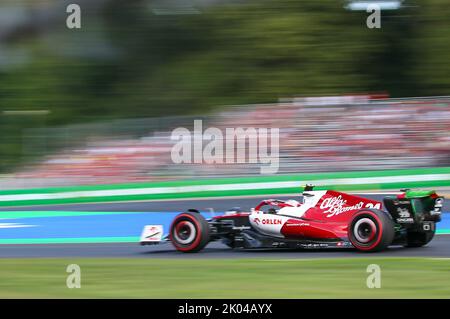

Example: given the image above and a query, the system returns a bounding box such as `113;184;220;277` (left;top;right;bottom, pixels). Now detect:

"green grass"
0;258;449;298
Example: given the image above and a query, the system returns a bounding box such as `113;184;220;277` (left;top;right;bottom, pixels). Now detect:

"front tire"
170;212;210;253
348;209;395;252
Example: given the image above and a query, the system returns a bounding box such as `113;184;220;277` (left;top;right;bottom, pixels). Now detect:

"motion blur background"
0;0;449;189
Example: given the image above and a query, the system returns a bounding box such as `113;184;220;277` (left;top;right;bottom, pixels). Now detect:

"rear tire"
170;212;210;253
405;229;435;247
348;209;395;252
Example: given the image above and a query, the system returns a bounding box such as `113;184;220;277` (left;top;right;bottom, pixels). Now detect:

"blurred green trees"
0;0;449;171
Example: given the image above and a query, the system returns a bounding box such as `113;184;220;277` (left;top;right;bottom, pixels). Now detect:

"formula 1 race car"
140;186;444;253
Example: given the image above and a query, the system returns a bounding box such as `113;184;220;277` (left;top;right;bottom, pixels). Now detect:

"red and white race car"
140;185;443;253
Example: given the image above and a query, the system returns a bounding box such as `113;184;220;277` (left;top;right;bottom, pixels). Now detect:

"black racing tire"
170;211;210;253
405;229;435;247
348;209;395;252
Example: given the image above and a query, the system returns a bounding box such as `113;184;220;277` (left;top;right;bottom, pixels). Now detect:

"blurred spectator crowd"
1;96;450;189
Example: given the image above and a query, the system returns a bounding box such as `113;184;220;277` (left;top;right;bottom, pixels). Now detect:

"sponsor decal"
432;197;444;214
335;241;352;247
252;217;282;225
397;217;414;223
320;194;381;218
263;219;282;225
286;222;310;227
423;222;434;231
140;225;163;242
397;207;411;218
146;231;161;239
300;243;330;248
320;195;364;217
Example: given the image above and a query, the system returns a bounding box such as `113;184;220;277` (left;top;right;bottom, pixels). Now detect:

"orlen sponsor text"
254;218;282;225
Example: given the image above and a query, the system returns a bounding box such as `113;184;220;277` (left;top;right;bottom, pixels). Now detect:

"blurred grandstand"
1;95;449;189
1;1;449;190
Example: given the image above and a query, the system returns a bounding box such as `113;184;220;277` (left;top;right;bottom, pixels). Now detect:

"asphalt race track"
1;236;450;259
0;194;449;258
